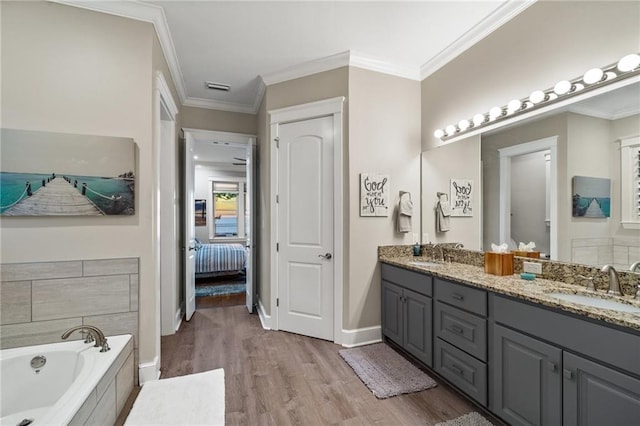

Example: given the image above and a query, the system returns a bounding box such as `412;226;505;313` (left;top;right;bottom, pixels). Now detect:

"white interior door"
277;116;334;341
245;141;255;313
183;133;196;321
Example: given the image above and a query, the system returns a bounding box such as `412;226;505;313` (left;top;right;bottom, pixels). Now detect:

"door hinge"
276;194;279;203
276;242;279;251
275;137;280;148
277;298;279;307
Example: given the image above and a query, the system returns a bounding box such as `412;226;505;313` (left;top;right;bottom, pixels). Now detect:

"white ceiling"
58;0;535;114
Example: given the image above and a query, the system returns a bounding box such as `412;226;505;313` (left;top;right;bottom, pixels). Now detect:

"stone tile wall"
0;258;139;382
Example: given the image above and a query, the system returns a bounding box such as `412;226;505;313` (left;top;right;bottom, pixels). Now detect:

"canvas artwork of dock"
0;128;136;216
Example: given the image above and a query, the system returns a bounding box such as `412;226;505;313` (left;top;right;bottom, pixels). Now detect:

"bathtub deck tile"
87;379;117;426
0;317;82;349
68;388;97;426
32;275;130;321
116;352;135;416
0;280;31;325
83;258;139;277
97;337;134;401
0;261;83;282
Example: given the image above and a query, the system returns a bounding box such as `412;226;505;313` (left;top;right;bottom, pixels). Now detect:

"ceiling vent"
205;81;230;91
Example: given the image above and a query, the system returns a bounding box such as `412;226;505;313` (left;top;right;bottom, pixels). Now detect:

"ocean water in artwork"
573;196;610;217
0;172;50;213
0;171;135;215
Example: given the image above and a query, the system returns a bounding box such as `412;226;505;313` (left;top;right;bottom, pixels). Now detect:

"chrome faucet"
601;265;623;297
61;325;110;352
432;244;445;262
630;261;640;300
453;243;464;249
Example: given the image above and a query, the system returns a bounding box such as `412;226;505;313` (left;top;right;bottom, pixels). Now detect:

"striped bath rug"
339;343;437;399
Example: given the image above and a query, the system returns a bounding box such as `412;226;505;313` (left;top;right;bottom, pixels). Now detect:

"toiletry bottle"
413;242;421;256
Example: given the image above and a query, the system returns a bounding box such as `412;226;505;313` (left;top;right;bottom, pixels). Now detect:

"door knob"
318;253;333;259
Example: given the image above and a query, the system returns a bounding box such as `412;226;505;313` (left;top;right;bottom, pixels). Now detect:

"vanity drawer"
381;263;432;297
434;338;487;406
435;278;487;316
434;301;487;361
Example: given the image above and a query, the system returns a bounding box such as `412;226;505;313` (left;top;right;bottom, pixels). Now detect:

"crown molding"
568;104;640;121
261;51;351;86
53;0;190;105
349;51;420;81
419;0;537;80
182;97;257;114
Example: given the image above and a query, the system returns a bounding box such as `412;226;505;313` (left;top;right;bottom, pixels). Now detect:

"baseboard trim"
174;308;182;332
257;298;271;330
139;356;160;384
340;325;382;348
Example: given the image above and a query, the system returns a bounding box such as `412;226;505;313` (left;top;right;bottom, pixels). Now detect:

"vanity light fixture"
205;81;231;91
435;52;640;141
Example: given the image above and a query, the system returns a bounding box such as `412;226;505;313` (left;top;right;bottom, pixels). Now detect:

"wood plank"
151;305;486;425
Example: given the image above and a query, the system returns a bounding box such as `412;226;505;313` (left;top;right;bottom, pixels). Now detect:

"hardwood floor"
155;305;488;425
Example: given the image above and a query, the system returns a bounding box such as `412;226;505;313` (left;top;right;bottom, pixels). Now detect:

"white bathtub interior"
0;334;132;425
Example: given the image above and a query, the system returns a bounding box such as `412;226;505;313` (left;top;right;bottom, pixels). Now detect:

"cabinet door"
563;352;640;426
403;288;432;367
492;324;561;426
382;280;403;345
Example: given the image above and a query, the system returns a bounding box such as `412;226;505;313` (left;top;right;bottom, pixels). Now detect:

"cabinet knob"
548;361;557;372
450;325;464;335
563;368;574;380
452;293;464;301
450;364;464;376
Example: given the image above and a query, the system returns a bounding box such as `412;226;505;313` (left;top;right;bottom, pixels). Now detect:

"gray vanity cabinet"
492;324;562;426
491;293;640;425
563;352;640;426
381;264;433;367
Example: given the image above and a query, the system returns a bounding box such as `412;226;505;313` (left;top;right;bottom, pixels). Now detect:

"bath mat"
339;343;437;399
196;283;245;297
435;411;494;426
125;368;225;425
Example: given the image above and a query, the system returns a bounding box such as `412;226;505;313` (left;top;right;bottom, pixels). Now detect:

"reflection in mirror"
481;81;640;268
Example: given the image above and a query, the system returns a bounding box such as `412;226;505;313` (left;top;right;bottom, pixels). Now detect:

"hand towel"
397;192;413;233
436;194;450;232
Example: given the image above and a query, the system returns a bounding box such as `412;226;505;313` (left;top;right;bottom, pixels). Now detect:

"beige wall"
422;136;482;250
347;67;421;329
0;2;161;363
181;106;257;135
421;1;640;151
257;67;349;316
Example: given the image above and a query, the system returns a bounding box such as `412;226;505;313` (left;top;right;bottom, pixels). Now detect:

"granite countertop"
379;255;640;332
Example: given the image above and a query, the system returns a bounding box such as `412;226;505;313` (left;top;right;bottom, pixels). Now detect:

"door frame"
498;136;558;259
182;128;257;313
153;71;178;381
269;96;345;345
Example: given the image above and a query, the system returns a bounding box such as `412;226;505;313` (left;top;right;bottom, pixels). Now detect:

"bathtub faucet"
61;325;110;352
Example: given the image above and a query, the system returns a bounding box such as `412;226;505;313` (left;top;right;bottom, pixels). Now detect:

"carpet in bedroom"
196;283;246;297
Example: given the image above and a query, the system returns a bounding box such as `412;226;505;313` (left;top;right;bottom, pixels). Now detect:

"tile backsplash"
0;257;139;381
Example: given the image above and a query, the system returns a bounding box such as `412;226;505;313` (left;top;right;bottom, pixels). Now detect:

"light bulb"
554;80;572;95
583;68;604;84
445;125;457;135
529;90;546;104
617;53;640;72
473;114;485;126
507;99;522;114
458;119;470;131
489;107;503;120
193;155;199;159
434;129;445;138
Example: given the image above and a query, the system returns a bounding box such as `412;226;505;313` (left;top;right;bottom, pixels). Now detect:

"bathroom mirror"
422;80;640;269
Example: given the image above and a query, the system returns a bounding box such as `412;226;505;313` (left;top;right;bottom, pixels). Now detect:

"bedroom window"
212;181;246;238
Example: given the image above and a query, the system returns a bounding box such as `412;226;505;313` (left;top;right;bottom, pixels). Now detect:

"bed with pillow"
195;240;247;278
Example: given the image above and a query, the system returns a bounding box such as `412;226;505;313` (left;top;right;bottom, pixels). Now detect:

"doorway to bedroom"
182;129;256;317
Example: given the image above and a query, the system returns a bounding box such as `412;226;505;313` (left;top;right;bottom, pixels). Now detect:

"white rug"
125;368;225;426
435;411;494;426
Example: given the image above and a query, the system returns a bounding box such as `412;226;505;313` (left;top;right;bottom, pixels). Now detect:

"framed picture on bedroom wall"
195;199;207;226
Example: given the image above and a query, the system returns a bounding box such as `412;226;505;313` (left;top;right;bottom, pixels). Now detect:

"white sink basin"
547;292;640;314
408;261;442;267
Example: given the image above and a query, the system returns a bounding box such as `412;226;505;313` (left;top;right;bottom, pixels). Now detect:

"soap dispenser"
413;242;421;256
